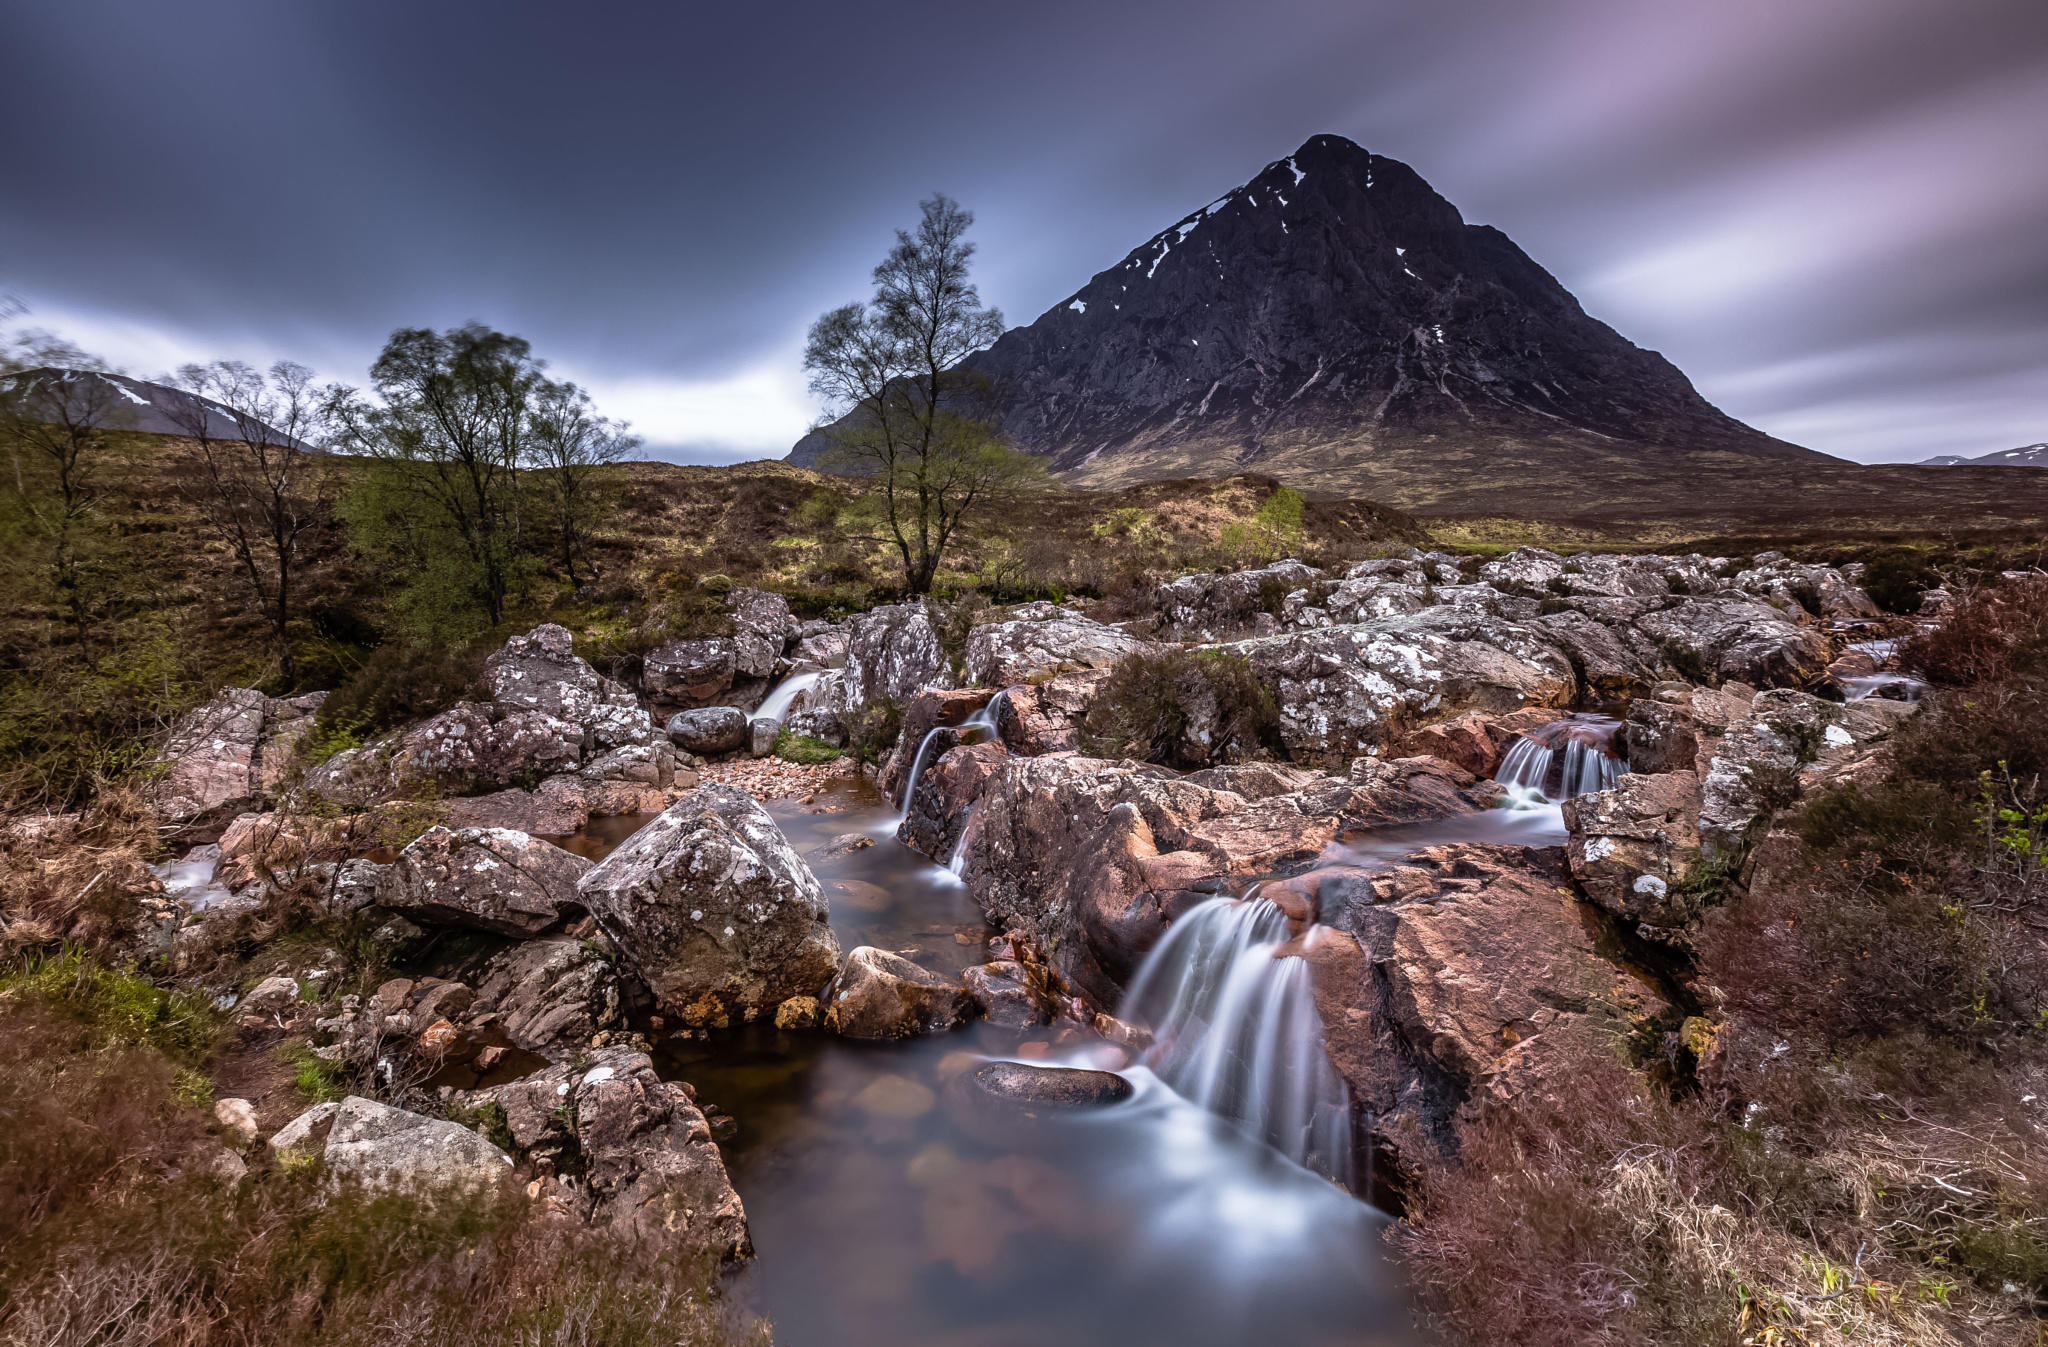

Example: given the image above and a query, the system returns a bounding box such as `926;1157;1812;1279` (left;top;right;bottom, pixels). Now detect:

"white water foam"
1122;896;1354;1186
753;669;824;727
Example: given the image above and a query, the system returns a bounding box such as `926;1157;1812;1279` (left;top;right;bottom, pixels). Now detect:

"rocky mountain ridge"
793;134;1836;514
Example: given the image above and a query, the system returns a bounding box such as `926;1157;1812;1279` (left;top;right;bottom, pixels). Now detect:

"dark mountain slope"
794;134;1834;515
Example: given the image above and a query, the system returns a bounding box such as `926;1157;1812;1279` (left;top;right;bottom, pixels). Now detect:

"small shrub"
1081;647;1280;769
1902;574;2048;687
315;640;487;744
1860;546;1942;614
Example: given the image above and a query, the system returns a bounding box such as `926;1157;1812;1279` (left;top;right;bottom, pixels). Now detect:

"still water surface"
571;777;1444;1347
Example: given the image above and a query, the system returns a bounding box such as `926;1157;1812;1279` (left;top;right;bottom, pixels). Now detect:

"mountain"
1920;443;2048;468
792;133;1834;517
4;368;306;446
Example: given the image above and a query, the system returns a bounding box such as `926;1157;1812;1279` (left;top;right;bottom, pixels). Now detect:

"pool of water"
570;774;1428;1347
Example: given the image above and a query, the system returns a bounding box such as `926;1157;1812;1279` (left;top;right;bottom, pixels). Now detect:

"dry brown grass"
0;982;768;1347
1399;571;2048;1347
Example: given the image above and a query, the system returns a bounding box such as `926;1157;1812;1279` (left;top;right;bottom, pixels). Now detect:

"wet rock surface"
825;946;973;1040
963;1060;1134;1108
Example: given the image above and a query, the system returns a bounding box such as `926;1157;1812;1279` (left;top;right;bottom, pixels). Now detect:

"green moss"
772;730;843;765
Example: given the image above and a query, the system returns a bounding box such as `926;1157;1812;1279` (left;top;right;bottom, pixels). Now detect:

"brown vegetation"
0;981;766;1346
1398;571;2048;1347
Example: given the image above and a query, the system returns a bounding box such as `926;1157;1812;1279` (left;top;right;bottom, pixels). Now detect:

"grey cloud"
0;0;2041;464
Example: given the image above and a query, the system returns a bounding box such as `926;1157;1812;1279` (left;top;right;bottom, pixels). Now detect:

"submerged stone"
964;1060;1133;1109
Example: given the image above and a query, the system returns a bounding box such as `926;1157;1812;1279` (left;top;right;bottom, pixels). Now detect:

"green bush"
314;640;487;745
1081;647;1280;769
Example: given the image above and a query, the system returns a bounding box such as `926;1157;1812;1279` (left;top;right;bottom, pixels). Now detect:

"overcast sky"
2;0;2043;465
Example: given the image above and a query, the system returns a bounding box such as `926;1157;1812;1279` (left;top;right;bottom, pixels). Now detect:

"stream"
555;756;1585;1347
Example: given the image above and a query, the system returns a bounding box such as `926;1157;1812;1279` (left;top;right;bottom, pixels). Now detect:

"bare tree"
804;194;1045;595
0;339;130;656
168;360;329;685
526;379;637;587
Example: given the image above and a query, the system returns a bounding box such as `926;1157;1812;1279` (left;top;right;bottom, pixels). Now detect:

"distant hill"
3;368;307;447
1920;443;2048;468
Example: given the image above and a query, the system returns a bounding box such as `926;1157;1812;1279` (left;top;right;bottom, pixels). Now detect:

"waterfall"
1121;897;1354;1186
896;726;950;812
896;689;1011;813
754;669;824;727
1495;714;1625;801
945;806;976;878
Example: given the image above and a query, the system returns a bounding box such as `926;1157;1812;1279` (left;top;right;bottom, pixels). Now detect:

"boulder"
327;858;388;915
153;688;312;828
1731;558;1880;622
1398;707;1561;778
961;960;1055;1027
1155;559;1322;638
440;775;592;835
839;602;945;711
899;740;1011;864
466;1049;750;1260
666;707;749;755
321;1095;515;1197
993;669;1112;755
1635;598;1830;689
575;787;840;1025
1222;610;1574;760
1477;546;1569;592
962;615;1152;687
727;586;795;662
1624;688;1701;776
643;638;737;705
571;1050;752;1257
1563;772;1705;939
268;1100;341;1157
825;947;973;1039
470;935;623;1057
748;717;777;756
961;1061;1133;1108
382;826;593;936
485;624;652;750
1315;845;1676;1151
1698;689;1836;857
957;756;1249;1002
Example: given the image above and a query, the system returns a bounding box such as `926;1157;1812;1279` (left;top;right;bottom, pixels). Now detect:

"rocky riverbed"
134;544;1929;1344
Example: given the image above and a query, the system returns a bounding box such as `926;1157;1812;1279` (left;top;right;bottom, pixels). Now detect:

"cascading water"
753;669;824;727
896;689;1010;813
945;806;976;879
1495;714;1626;801
1121;896;1354;1186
